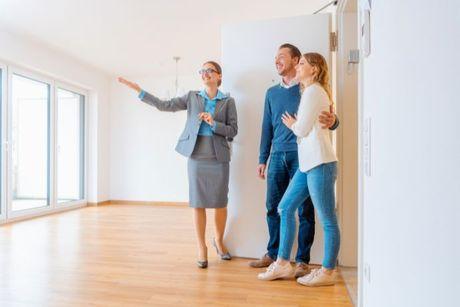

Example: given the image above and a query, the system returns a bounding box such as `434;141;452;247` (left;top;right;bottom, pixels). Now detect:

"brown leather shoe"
248;254;275;268
294;262;311;278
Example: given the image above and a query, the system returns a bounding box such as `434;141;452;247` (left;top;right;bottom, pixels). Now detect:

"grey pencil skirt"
188;136;229;208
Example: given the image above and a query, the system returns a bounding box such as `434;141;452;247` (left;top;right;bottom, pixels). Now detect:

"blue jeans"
266;151;315;263
277;162;339;269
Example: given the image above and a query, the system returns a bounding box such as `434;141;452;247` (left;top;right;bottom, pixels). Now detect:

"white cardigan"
291;83;337;172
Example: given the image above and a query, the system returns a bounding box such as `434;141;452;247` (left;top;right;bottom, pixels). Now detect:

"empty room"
0;0;457;306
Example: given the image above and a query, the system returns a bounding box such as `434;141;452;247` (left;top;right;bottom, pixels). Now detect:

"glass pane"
11;74;50;211
57;89;84;203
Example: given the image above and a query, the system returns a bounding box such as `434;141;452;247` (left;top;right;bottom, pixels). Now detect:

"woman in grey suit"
118;61;237;269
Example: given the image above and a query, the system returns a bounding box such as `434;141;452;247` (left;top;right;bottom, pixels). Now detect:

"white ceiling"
0;0;332;77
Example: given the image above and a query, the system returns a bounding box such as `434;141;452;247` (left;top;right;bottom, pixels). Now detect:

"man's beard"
278;64;293;76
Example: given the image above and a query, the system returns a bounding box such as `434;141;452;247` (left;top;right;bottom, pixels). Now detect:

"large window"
57;88;85;203
0;65;88;221
11;74;50;212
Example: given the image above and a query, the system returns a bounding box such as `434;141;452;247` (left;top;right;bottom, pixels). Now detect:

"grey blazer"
140;91;238;162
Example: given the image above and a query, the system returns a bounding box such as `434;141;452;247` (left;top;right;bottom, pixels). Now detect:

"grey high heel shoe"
212;238;232;260
197;260;208;269
197;246;208;268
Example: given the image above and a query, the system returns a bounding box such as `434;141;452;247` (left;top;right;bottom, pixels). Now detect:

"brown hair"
203;61;222;86
303;52;333;104
279;43;301;62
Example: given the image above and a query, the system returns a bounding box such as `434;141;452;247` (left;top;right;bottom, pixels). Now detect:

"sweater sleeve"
291;85;324;138
329;116;340;131
259;91;273;164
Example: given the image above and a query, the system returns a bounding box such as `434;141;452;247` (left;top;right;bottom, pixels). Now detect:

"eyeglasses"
198;68;218;75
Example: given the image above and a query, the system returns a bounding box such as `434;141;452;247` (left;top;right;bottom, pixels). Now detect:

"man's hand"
281;112;297;129
319;105;337;129
257;164;267;180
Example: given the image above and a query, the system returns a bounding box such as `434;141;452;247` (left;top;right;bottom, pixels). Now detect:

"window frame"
0;62;6;223
4;64;89;221
54;81;88;208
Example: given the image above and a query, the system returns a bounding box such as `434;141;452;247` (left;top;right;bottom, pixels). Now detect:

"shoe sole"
295;272;310;278
297;280;336;287
258;272;295;281
249;263;272;268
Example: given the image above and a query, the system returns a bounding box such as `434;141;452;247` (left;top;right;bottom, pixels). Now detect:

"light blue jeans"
277;162;339;269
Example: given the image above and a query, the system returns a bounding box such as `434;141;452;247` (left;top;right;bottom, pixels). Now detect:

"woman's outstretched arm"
118;77;188;112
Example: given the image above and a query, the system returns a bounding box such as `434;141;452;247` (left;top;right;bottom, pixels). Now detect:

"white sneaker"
258;262;294;281
297;268;336;287
297;268;320;283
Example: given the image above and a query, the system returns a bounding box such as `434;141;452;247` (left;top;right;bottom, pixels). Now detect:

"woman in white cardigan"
258;53;339;287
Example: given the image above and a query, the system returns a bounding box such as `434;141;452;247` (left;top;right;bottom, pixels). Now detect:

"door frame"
53;81;89;209
336;0;362;306
7;65;55;219
222;13;333;260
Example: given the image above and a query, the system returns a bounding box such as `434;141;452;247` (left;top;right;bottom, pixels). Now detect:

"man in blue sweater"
249;44;339;278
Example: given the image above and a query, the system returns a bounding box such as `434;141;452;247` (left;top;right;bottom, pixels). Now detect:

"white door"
222;14;332;263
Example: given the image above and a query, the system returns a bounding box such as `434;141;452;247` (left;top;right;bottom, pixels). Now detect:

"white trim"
50;76;57;212
55;81;89;98
6;66;13;219
0;57;94;93
54;81;88;205
51;81;58;209
0;62;6;222
357;7;365;307
336;0;362;306
9;65;55;86
0;202;87;225
84;90;89;205
336;0;345;253
336;0;360;267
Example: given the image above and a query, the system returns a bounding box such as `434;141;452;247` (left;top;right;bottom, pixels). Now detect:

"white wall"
109;75;201;202
0;27;111;203
359;1;459;306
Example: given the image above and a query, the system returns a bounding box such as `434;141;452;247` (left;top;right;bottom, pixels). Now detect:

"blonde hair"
302;53;333;106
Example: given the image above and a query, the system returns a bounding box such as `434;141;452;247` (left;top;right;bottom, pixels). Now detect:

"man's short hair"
279;43;301;60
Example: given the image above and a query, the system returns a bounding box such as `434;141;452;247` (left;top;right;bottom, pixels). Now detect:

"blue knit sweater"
259;84;302;164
